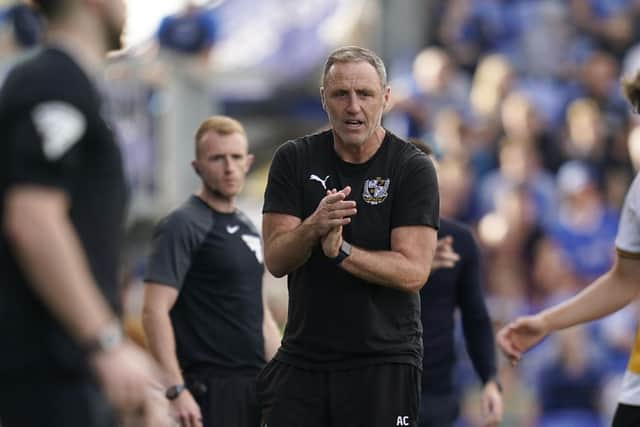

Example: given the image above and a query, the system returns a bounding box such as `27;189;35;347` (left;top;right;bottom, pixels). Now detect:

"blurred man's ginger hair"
194;115;247;158
622;71;640;113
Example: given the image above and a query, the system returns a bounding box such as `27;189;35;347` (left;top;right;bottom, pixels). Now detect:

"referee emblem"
362;177;390;205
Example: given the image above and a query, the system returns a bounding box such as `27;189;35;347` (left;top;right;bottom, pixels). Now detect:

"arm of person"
262;290;281;361
539;252;640;329
3;186;116;346
143;283;202;427
498;252;640;363
262;187;356;277
457;227;498;384
323;224;437;293
262;213;320;278
4;185;162;415
455;229;502;425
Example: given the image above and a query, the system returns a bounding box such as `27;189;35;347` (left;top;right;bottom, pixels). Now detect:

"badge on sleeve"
32;101;86;161
362;177;390;205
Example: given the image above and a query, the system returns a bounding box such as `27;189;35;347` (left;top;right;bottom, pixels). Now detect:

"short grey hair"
322;46;388;88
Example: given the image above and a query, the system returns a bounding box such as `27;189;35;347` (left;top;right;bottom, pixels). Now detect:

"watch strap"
332;240;352;265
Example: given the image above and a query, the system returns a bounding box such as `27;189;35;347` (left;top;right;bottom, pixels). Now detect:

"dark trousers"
612;403;640;427
186;369;261;427
257;360;421;427
419;392;458;427
0;376;114;427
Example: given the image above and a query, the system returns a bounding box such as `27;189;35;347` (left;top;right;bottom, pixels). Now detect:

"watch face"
166;384;185;400
341;241;352;256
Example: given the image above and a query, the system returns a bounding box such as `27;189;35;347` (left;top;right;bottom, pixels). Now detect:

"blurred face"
320;61;389;149
192;131;253;200
99;0;126;51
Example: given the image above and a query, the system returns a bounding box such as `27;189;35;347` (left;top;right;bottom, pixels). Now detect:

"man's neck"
197;189;236;214
46;15;106;77
334;126;385;164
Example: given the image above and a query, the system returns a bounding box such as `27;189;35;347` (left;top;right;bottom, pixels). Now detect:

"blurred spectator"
157;2;217;59
574;51;629;138
500;91;565;173
563;97;634;208
437;156;475;221
563;98;613;177
392;46;470;138
476;137;556;225
430;108;469;161
530;237;581;308
437;0;523;73
569;0;635;60
468;53;514;133
5;2;42;48
545;160;618;285
535;327;606;427
0;2;43;85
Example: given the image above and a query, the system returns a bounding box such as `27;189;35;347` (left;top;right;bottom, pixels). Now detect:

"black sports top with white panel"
145;195;266;374
0;47;127;379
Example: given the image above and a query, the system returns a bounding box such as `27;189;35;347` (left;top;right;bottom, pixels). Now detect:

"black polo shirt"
263;129;439;369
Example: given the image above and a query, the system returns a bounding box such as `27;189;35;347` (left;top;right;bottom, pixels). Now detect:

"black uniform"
145;195;265;427
260;130;439;426
0;47;126;426
419;218;496;427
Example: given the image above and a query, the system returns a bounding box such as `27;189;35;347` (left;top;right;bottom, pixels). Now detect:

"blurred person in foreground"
410;140;503;427
260;45;439;426
143;115;281;427
0;0;168;426
497;71;640;427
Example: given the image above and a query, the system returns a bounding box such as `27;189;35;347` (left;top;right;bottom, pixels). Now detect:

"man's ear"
245;153;255;172
192;161;201;176
320;87;326;111
383;86;391;112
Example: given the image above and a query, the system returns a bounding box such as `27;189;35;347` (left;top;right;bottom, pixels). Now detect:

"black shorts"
613;403;640;427
257;359;421;427
0;376;114;427
186;370;261;427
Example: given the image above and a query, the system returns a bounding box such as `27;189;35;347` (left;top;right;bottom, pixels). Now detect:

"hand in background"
431;236;460;270
481;380;503;427
496;314;549;365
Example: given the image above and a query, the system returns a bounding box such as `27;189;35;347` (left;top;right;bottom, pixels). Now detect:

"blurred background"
4;0;640;425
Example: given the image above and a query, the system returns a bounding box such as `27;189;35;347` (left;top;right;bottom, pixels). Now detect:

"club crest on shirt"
362;177;390;205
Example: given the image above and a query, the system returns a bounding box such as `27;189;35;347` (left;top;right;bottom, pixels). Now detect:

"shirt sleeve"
262;140;302;218
144;210;207;290
456;226;497;384
616;173;640;258
391;150;439;230
5;100;87;192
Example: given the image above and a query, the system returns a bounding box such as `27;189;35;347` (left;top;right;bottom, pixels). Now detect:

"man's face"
192;131;253;200
100;0;126;51
321;61;390;148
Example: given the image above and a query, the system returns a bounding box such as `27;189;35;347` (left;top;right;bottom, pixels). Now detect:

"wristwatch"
165;384;187;400
84;321;123;354
331;240;352;265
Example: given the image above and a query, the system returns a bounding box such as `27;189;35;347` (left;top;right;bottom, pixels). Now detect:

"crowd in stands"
386;1;640;425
